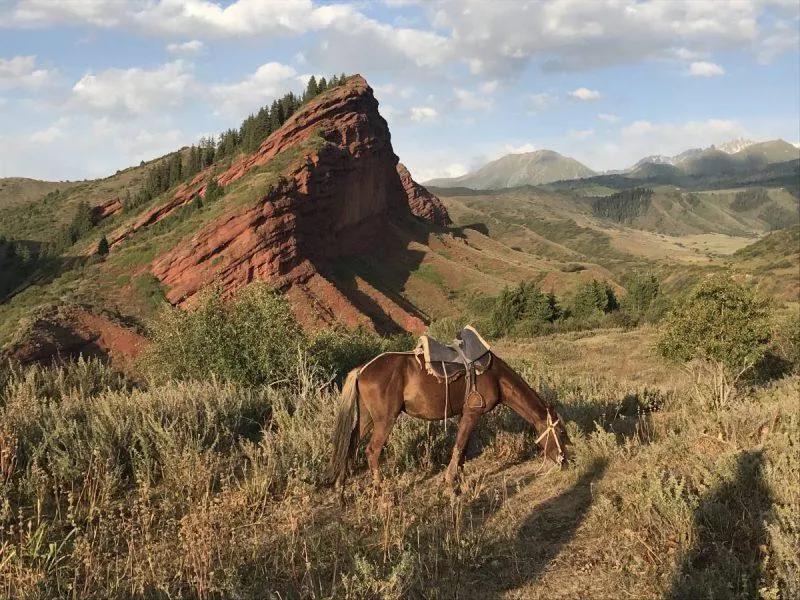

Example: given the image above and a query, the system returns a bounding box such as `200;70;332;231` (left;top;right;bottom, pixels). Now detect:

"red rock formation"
397;163;451;227
91;197;122;223
148;75;433;333
3;305;144;371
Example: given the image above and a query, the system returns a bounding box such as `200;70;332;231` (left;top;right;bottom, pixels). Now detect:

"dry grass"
0;333;798;599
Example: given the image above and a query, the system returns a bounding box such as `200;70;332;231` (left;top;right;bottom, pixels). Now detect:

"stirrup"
466;390;485;410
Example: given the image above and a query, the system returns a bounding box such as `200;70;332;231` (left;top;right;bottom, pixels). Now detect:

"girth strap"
456;345;484;410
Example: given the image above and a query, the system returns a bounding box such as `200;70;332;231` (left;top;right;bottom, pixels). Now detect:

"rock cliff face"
397;163;451;227
145;75;442;333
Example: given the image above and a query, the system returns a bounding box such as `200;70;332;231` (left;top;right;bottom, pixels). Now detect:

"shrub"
772;311;800;374
621;272;660;317
97;235;110;256
426;316;470;343
571;279;619;320
489;281;558;337
140;283;305;385
657;275;772;408
132;272;166;307
308;326;413;380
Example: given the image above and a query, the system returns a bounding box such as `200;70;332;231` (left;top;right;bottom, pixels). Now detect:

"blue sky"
1;0;798;182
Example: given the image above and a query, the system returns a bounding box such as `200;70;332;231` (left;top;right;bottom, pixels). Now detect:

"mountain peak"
425;149;595;189
716;138;757;154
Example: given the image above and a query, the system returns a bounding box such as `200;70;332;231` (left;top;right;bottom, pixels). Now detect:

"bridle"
534;410;564;470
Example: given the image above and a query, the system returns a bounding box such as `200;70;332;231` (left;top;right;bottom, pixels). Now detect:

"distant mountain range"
425;139;799;191
424;150;596;189
628;139;799;177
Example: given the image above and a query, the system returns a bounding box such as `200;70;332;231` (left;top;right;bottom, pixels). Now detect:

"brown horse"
327;351;571;488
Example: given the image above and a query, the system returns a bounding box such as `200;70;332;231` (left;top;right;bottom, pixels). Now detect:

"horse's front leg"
445;410;481;487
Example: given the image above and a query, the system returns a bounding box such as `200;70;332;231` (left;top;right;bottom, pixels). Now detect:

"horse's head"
536;405;572;467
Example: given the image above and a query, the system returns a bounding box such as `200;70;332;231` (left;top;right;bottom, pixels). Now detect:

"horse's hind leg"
364;412;397;487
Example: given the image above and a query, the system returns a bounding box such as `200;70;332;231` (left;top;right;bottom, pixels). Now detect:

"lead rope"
442;361;449;434
534;412;563;475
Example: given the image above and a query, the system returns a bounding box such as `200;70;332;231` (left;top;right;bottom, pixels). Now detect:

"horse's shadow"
448;458;608;599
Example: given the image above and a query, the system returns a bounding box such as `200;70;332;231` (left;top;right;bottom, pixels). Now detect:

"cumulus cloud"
617;118;745;163
210;62;306;118
568;87;601;101
453;88;492;110
526;92;555;113
567;128;595;140
166;40;204;55
0;115;191;179
72;61;196;116
412;162;469;182
373;83;416;99
5;0;794;80
409;106;438;123
598;113;620;123
687;61;725;76
504;143;536;154
0;55;53;88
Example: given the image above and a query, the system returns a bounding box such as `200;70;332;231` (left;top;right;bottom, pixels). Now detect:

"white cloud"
0;115;191;180
687;61;725;76
526;92;555;113
413;162;469;182
166;40;204;55
598;113;620;123
373;83;415;99
409;106;438;123
504;143;536;154
0;55;53;88
567;128;595;140
29;121;67;143
72;60;195;116
617;118;745;165
4;0;797;80
568;87;601;101
756;18;800;64
453;88;492;110
480;80;500;94
210;62;306;118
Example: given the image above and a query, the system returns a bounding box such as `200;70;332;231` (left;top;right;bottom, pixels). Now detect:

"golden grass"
1;328;797;599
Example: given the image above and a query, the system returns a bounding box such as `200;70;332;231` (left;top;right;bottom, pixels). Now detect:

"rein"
534;411;564;470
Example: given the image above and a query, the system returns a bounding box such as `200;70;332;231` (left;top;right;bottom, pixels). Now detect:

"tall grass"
1;347;797;598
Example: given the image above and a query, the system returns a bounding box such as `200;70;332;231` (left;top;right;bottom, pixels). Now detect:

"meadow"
1;316;797;599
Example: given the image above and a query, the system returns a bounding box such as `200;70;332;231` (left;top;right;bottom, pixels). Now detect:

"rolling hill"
425;150;596;189
1;75;797;367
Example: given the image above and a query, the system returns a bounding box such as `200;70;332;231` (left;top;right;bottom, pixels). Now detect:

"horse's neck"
496;359;547;425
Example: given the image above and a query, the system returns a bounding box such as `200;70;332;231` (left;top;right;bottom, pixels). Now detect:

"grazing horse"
327;351;571;488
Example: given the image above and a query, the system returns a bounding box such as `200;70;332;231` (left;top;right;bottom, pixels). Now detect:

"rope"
534;412;564;470
442;361;449;434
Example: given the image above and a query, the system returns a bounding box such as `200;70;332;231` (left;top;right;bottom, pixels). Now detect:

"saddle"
414;325;492;410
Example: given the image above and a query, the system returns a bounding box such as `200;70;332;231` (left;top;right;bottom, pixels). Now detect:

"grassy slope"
1;328;797;599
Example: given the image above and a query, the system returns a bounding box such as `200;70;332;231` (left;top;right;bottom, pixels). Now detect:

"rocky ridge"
137;75;441;332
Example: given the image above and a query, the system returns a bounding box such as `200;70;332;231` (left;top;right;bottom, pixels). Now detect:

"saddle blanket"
414;325;492;382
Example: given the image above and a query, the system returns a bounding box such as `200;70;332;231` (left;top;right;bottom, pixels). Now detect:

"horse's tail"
327;369;361;487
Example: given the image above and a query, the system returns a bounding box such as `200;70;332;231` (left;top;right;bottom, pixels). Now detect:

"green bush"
132;272;166;307
657;276;772;374
427;316;471;342
772;311;800;374
571;279;619;320
621;272;659;317
140;283;305;385
308;326;413;380
489;281;558;337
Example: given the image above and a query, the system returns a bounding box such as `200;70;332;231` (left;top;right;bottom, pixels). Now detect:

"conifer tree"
97;235;110;256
